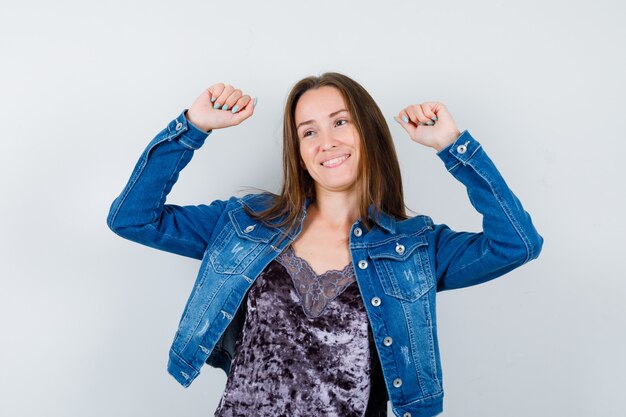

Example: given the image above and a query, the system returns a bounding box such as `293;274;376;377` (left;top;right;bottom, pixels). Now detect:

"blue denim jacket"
107;110;543;417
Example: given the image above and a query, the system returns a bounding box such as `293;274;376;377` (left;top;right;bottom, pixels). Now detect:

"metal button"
353;227;362;237
395;243;405;255
383;336;393;346
244;225;255;233
175;122;183;131
393;378;403;388
371;297;381;307
358;260;368;269
457;140;469;154
403;413;412;417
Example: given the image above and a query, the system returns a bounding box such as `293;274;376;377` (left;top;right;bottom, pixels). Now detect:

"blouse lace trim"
275;245;356;319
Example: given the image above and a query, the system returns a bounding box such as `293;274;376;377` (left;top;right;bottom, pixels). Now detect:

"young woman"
107;72;543;417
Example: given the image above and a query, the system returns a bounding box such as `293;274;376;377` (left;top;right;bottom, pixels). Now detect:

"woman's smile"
321;153;351;168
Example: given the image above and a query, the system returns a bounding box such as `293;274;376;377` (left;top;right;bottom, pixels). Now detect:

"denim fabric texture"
107;110;544;417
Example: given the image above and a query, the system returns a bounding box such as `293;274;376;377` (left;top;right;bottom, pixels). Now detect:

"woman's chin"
314;179;358;193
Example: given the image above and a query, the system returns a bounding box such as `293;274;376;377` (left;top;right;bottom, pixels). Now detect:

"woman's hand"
186;83;256;132
394;101;461;152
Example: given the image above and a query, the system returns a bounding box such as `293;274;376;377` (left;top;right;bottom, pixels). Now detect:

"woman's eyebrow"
296;109;348;130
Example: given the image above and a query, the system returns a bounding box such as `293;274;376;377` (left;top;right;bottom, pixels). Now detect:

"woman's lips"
321;154;350;168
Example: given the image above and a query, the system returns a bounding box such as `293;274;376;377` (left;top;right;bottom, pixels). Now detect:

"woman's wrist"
432;130;461;152
185;109;212;132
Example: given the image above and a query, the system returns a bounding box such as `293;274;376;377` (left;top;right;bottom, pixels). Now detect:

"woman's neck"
308;189;360;231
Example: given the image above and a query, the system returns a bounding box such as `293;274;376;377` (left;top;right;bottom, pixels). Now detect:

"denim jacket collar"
366;204;396;234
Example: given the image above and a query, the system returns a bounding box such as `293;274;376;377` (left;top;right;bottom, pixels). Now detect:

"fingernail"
214;102;220;109
431;116;438;122
211;97;216;103
253;97;258;107
231;105;239;114
418;122;424;126
402;115;409;123
222;104;229;111
426;121;435;126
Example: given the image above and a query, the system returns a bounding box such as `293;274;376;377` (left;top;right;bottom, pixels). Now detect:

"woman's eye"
302;120;347;138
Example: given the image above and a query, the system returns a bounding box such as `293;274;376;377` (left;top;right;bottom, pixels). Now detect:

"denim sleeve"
431;130;544;292
106;109;227;260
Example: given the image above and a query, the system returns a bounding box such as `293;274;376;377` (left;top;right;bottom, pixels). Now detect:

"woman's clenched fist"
394;101;461;151
186;83;256;132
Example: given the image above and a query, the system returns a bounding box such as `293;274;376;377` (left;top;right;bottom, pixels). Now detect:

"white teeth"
322;155;349;166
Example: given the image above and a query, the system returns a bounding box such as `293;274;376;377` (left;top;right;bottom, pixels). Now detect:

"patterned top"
213;245;388;417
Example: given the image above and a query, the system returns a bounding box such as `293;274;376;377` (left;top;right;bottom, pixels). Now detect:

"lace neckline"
284;245;353;278
274;245;356;318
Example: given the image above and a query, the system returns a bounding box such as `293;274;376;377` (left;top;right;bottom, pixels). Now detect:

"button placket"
357;256;382;308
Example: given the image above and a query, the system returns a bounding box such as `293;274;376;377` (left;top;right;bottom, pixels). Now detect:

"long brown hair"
244;72;409;244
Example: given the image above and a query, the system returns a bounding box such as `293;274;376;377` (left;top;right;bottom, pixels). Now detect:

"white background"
1;1;624;416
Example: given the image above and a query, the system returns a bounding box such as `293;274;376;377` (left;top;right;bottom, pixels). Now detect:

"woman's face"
294;86;361;194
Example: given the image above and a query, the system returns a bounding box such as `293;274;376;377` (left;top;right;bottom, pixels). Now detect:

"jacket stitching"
471;157;532;263
446;243;491;277
179;279;229;353
145;224;204;255
170;348;198;373
352;224;432;249
156;149;187;222
107;135;168;228
400;300;428;396
444;151;531;279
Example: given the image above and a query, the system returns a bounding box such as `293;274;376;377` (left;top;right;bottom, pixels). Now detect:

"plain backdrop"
1;1;624;416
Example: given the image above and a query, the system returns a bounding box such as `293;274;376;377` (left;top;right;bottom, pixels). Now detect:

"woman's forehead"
295;86;348;124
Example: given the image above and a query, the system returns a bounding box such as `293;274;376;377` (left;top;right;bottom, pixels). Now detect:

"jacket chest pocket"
208;206;278;275
367;235;435;302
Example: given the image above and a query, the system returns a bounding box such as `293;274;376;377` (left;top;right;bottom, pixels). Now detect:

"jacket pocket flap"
368;234;428;261
228;207;277;243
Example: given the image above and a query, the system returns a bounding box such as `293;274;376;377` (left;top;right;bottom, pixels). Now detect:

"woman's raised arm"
106;84;256;260
395;101;543;291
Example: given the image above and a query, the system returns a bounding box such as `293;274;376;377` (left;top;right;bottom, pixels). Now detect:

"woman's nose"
319;131;338;150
